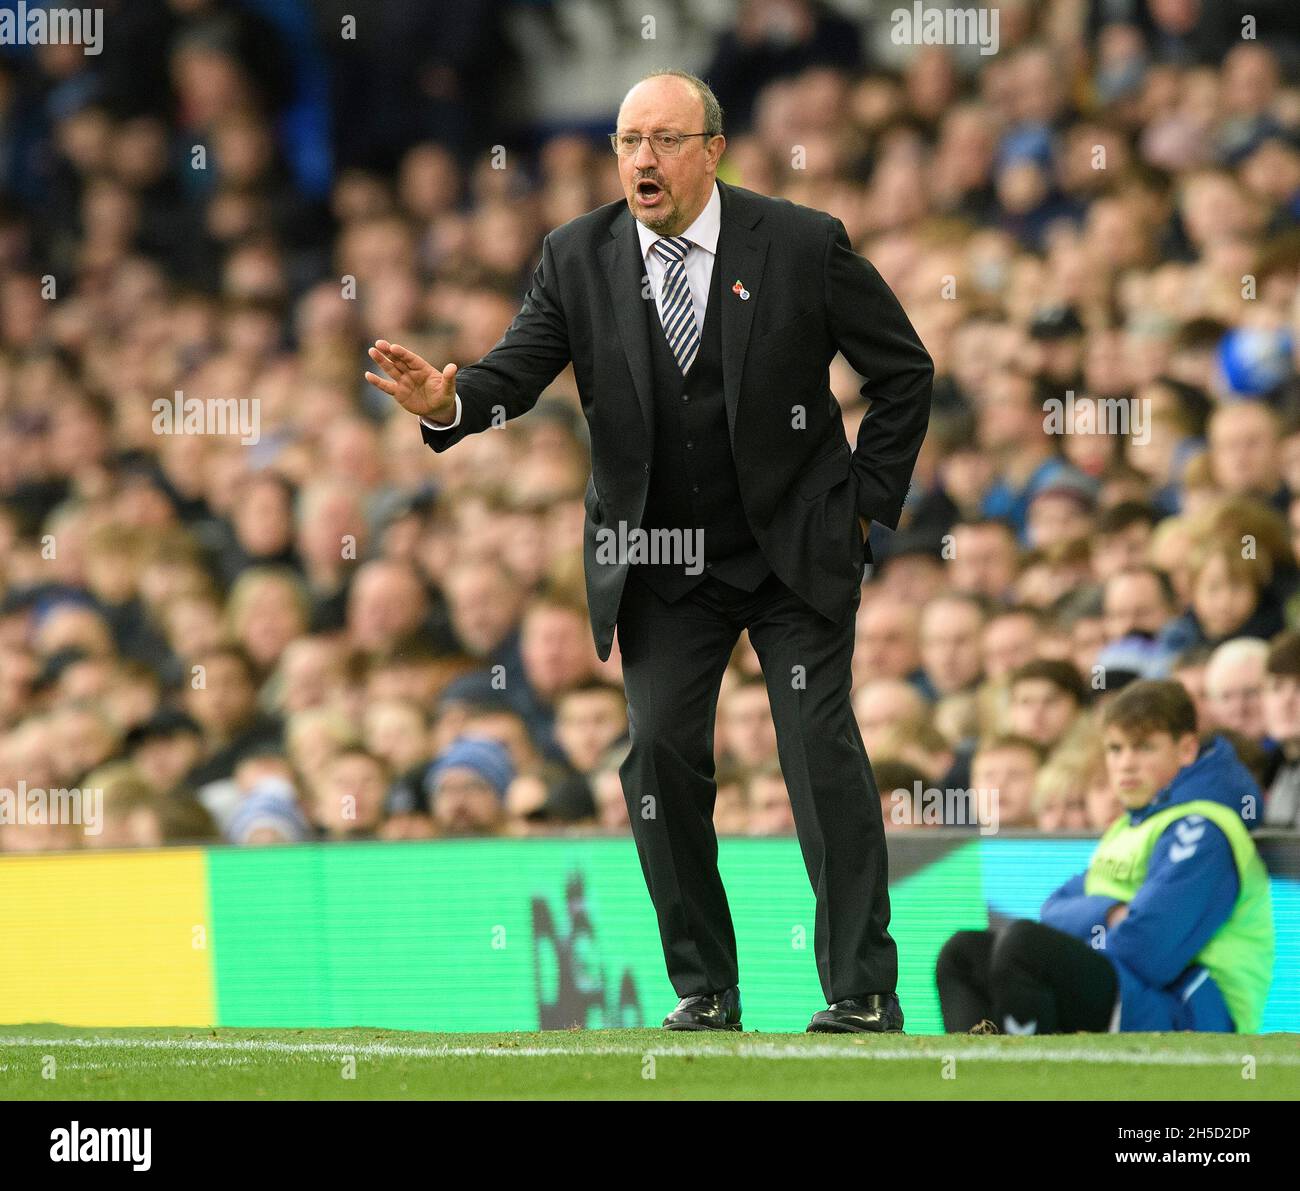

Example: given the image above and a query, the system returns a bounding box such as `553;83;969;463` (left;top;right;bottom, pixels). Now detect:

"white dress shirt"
422;181;722;432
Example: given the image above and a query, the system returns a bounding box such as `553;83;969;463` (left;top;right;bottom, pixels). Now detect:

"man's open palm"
365;340;457;422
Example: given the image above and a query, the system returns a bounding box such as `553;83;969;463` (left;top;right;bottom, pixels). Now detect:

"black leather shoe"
807;992;904;1033
662;987;742;1031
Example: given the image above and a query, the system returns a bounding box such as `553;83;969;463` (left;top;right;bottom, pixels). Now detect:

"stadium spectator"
1006;659;1089;751
1033;750;1091;832
853;596;924;690
980;606;1041;682
970;734;1042;830
718;674;779;771
125;707;203;797
947;519;1020;601
0;2;1296;859
425;736;513;836
1262;630;1300;827
919;593;987;698
590;743;633;833
1157;536;1282;655
745;763;796;837
1091;502;1161;582
1203;637;1270;742
852;678;927;755
184;645;282;788
312;746;391;840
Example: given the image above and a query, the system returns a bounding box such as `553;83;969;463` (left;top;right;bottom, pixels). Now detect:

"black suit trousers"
615;566;898;1004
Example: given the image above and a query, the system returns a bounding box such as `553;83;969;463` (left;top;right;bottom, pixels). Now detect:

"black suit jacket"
422;178;933;661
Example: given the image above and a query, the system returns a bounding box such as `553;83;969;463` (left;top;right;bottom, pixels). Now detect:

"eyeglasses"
610;131;713;156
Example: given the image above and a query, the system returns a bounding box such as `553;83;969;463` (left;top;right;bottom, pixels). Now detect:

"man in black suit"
366;69;933;1033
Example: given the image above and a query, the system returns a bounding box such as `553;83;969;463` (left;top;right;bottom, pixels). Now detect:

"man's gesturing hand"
365;340;457;422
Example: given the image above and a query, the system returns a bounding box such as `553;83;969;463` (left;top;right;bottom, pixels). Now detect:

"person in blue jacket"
936;679;1274;1034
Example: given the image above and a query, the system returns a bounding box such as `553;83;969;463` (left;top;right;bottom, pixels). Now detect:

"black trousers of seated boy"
936;920;1118;1034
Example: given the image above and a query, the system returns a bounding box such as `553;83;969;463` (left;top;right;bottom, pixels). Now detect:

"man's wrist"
420;394;462;430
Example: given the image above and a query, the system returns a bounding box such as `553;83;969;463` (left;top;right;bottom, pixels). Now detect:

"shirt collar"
636;179;721;260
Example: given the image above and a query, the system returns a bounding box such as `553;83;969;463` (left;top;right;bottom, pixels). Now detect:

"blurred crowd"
0;0;1299;851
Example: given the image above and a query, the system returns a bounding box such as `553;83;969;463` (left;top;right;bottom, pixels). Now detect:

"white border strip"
1;1036;1295;1066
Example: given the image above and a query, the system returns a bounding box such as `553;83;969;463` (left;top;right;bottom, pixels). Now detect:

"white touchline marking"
0;1037;1296;1066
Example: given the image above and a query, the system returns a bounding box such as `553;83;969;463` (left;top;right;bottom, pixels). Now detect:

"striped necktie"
652;236;699;375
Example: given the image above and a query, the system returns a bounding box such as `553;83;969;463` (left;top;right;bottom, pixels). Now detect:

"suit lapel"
600;208;655;442
716;179;767;442
598;178;769;446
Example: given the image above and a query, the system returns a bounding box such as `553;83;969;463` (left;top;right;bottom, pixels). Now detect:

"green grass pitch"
1;1027;1298;1099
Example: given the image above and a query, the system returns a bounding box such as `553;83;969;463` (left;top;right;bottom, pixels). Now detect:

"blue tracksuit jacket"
1039;736;1259;1031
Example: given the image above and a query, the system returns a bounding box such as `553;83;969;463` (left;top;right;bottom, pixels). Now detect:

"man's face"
970;746;1038;827
1093;522;1151;581
555;690;627;773
855;601;920;681
1008;678;1078;746
236;478;292;555
348;565;425;652
1103;572;1171;641
434;770;503;835
1027;493;1092;550
1072;615;1107;675
746;775;794;836
316;754;387;834
982;613;1038;680
1263;671;1300;753
721;685;777;767
919;601;984;695
185;656;255;736
976;373;1036;451
446;566;522;657
1206;655;1266;738
133;732;202;793
949;525;1017;598
364;701;427;772
616;76;723;235
853;681;922;752
1210;406;1277;495
1103;725;1197;809
520;607;592;699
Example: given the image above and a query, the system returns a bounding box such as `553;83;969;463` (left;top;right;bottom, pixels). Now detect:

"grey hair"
635;69;724;138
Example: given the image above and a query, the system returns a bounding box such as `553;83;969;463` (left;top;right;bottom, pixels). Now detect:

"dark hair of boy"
1101;678;1198;739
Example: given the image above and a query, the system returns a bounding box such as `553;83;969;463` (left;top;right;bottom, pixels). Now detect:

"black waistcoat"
634;247;770;602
